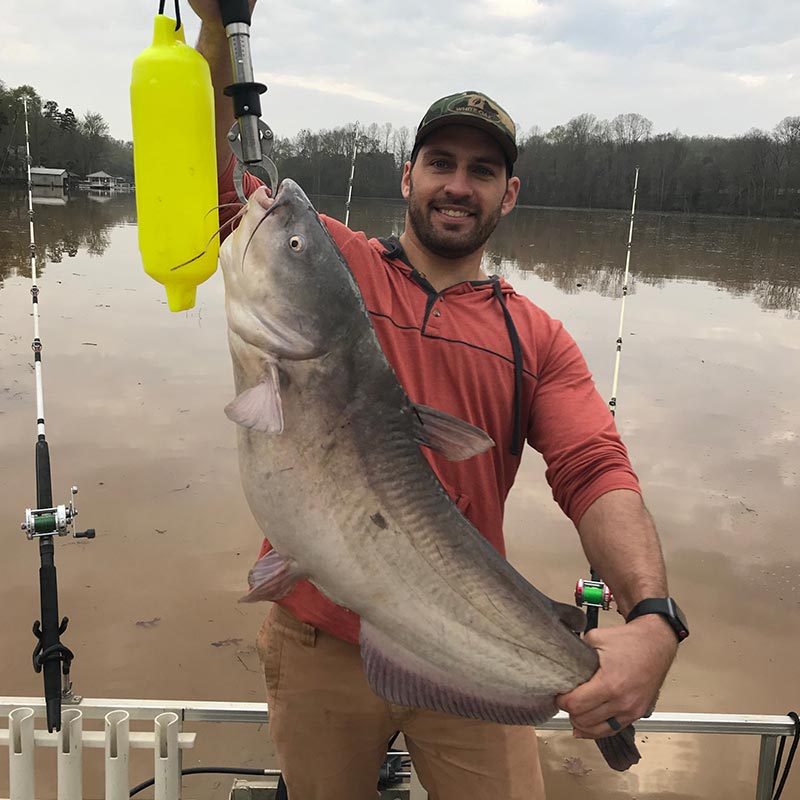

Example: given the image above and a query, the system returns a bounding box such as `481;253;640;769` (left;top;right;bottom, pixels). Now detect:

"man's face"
401;125;520;260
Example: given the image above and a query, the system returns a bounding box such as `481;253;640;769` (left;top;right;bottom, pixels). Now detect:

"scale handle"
218;0;252;26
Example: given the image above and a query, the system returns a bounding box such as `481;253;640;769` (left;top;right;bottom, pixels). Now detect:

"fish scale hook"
158;0;182;30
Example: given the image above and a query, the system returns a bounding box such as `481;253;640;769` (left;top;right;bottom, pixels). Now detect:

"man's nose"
443;167;473;198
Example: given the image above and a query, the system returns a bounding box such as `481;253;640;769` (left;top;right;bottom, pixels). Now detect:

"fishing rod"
608;165;640;418
17;95;96;733
344;122;359;227
575;166;640;632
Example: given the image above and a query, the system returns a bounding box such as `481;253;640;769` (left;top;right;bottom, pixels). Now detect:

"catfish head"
219;179;366;432
220;179;365;364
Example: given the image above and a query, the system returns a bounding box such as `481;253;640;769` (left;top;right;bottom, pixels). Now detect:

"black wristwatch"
626;598;689;643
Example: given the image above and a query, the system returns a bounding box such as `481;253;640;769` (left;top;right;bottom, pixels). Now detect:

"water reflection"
1;188;798;315
0;189;797;800
31;187;68;206
491;207;800;315
0;188;136;283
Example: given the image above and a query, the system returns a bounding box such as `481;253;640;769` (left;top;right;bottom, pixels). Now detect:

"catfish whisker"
240;200;284;271
205;202;245;219
170;205;249;272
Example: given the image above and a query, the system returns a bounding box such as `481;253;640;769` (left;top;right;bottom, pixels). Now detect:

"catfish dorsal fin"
225;362;283;432
412;403;494;461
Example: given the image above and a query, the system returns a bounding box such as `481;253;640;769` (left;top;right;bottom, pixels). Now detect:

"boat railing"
0;697;795;800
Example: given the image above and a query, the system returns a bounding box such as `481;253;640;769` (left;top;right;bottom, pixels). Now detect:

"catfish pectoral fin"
360;620;557;726
595;725;641;771
225;362;283;432
239;549;303;603
411;403;495;461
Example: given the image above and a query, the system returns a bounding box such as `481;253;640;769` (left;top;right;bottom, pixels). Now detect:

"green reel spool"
33;514;57;534
575;578;612;610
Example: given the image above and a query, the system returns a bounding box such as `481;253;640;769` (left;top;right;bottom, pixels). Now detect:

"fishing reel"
575;577;613;611
21;486;96;541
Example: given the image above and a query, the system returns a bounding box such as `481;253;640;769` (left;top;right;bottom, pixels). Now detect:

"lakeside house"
82;171;133;192
30;167;67;189
86;170;115;190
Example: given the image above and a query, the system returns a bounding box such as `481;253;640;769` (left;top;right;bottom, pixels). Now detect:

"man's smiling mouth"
435;207;473;219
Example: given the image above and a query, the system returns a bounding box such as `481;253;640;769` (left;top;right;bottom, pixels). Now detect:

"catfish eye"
289;235;305;252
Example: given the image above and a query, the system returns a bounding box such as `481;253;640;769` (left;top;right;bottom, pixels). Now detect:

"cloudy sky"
1;0;798;143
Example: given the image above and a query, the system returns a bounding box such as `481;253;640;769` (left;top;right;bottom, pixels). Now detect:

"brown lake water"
0;187;798;799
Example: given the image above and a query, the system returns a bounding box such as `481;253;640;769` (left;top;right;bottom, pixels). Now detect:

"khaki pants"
257;604;546;800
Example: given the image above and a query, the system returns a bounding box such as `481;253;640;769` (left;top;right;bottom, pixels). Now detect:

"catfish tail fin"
595;724;641;771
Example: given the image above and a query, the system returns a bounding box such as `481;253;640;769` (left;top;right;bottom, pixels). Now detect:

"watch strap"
626;597;689;642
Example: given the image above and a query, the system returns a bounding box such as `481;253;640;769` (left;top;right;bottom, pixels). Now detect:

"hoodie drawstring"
380;237;525;457
492;280;524;457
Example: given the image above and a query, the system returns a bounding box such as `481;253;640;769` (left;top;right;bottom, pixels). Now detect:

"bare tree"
80;111;110;173
611;113;653;146
392;126;411;166
382;122;393;153
564;113;603;145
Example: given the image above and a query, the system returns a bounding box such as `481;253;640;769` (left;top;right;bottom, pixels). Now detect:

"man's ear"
501;176;521;216
400;161;412;201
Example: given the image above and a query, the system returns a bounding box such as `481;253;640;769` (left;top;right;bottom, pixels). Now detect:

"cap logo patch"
449;95;502;123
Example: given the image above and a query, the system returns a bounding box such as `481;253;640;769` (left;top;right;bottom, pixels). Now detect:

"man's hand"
556;615;678;738
188;0;259;174
187;0;257;27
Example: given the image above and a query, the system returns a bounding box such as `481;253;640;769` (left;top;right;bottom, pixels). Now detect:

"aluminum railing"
1;698;795;800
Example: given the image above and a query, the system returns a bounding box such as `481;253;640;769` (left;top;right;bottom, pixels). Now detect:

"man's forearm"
196;21;236;175
577;488;668;618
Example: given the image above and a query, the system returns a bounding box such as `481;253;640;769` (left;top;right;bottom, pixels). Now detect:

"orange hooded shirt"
219;161;640;644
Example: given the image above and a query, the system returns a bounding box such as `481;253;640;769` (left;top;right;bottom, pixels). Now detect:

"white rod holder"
58;708;83;800
104;710;130;800
9;707;35;800
154;712;182;800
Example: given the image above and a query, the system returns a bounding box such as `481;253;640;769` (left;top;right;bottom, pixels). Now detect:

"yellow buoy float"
131;13;219;312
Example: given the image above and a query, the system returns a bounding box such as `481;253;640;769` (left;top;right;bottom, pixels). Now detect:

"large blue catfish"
219;179;639;771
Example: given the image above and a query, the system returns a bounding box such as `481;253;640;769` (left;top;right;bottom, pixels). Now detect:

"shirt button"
433;309;441;317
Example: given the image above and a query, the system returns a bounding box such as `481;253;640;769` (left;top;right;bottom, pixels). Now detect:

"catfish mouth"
240;186;289;267
240;179;314;267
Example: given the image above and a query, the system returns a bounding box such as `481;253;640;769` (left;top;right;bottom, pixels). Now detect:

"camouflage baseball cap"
413;91;518;166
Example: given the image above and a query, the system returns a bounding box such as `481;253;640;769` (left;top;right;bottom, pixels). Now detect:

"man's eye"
432;159;450;169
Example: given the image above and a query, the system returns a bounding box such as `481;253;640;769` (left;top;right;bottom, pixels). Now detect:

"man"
189;2;684;797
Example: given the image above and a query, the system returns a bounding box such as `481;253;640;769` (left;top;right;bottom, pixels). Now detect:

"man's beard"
406;178;504;260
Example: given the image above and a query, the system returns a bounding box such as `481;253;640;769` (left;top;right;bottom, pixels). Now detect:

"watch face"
628;598;689;641
667;598;689;638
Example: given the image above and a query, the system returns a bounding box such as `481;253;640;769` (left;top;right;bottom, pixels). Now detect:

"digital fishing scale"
218;0;279;202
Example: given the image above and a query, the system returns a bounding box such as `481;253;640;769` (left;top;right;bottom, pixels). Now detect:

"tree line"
274;113;800;218
0;82;133;179
2;79;799;218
